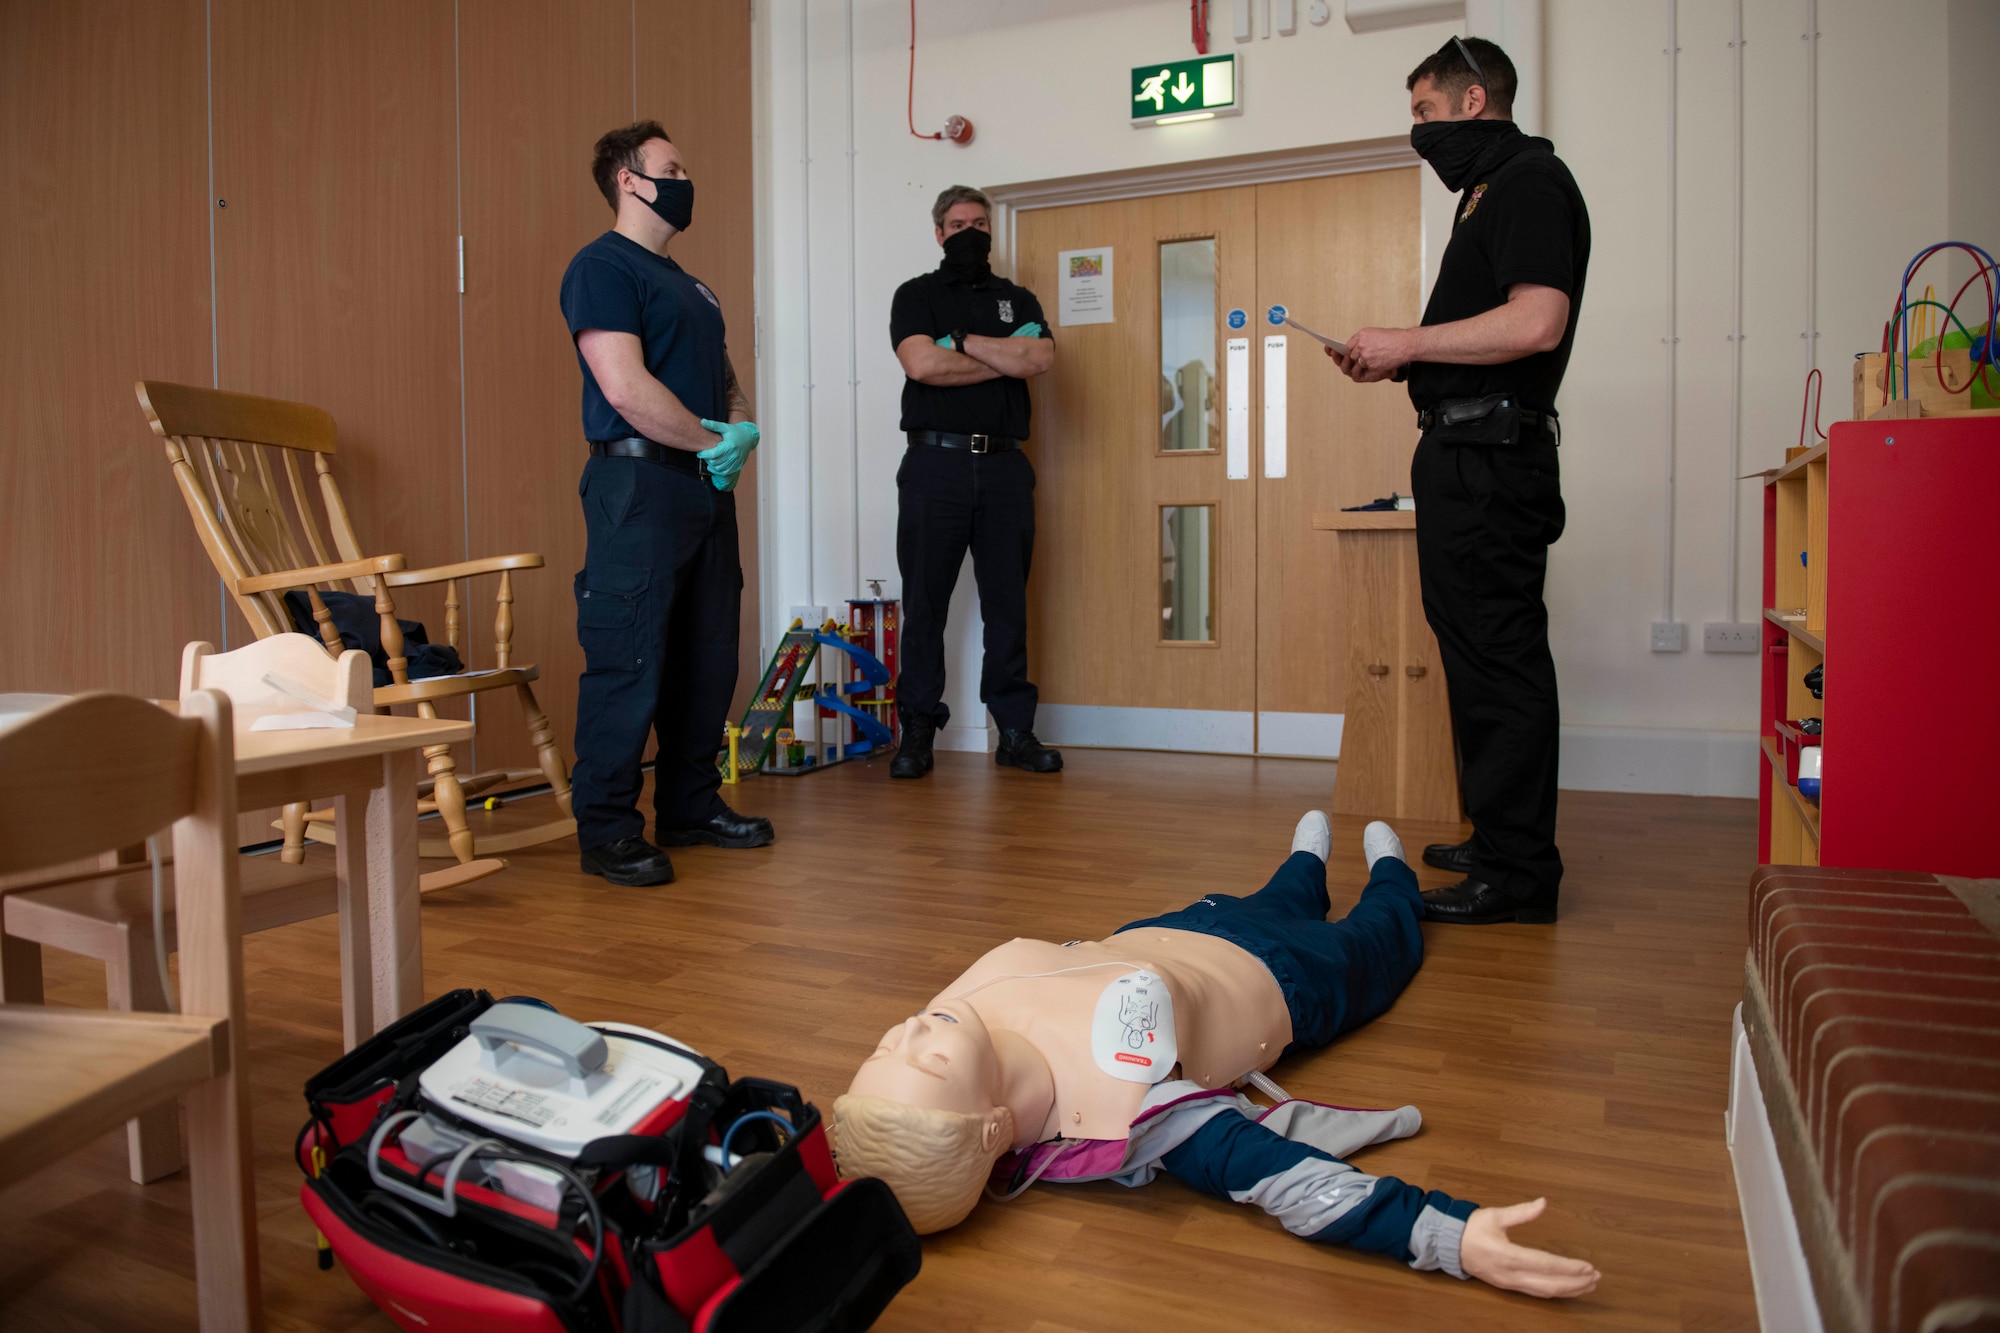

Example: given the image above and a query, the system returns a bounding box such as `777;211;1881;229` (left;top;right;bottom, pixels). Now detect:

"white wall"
749;0;1995;788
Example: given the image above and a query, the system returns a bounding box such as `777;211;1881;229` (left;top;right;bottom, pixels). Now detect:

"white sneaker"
1363;821;1404;870
1291;810;1332;862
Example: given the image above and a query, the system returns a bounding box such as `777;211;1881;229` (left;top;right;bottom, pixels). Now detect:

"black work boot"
579;835;676;887
995;728;1063;774
891;713;937;779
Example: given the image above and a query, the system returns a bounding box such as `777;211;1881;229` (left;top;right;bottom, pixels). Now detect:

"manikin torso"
936;929;1291;1143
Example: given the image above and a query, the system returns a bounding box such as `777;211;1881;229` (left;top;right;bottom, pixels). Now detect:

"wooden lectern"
1312;511;1462;824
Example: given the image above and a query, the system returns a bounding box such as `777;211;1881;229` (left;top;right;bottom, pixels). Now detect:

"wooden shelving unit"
1756;419;1997;875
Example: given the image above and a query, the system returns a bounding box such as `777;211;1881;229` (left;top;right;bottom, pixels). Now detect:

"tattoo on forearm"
723;357;751;418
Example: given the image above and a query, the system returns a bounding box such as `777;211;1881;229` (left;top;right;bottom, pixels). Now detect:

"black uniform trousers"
894;444;1038;733
1409;433;1567;901
570;454;740;850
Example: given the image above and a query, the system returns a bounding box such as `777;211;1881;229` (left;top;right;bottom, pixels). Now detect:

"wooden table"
1310;511;1462;824
0;698;472;1047
194;710;475;1046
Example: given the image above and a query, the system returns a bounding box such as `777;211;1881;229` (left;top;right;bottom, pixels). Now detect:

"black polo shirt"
1407;130;1591;416
889;266;1052;437
559;230;729;441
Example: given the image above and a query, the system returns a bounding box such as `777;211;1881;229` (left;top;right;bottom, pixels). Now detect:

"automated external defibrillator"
297;990;921;1333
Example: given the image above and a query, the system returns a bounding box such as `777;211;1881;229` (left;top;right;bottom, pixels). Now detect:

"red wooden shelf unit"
1757;417;1998;876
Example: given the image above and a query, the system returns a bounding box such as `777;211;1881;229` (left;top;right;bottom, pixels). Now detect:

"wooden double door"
1017;167;1423;757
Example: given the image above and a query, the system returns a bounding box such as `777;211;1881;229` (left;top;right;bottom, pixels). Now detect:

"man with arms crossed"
887;187;1063;780
559;121;771;887
1329;38;1590;925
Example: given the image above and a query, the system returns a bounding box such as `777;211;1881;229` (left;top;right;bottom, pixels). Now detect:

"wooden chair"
135;379;576;888
2;636;377;1183
0;691;259;1329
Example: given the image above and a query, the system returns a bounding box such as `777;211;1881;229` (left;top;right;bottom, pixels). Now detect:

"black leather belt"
588;436;708;477
907;430;1021;454
1415;400;1560;443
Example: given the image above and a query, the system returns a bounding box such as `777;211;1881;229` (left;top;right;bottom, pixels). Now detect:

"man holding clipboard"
1323;36;1590;927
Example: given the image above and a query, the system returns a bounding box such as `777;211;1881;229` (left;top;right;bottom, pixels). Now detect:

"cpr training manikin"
832;813;1602;1300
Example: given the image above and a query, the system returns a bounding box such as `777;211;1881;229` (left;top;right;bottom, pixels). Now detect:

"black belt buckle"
695;456;712;480
969;433;991;455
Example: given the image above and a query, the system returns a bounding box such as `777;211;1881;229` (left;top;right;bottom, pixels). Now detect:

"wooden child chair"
134;379;576;887
0;691;260;1330
2;635;405;1182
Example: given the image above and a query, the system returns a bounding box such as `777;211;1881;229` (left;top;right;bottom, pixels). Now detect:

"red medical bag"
296;990;920;1333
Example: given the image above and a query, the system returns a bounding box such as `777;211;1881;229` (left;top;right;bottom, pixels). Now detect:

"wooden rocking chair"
135;380;575;889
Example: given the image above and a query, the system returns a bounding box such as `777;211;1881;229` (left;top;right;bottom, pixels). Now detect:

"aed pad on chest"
1091;970;1177;1083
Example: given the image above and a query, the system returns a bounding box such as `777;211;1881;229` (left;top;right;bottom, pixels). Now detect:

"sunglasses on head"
1436;34;1486;84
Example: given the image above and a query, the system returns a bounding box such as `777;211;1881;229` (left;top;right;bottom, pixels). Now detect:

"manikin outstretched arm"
1155;1109;1598;1298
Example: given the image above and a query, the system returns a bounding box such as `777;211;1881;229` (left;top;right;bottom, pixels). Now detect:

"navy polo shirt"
559;230;729;441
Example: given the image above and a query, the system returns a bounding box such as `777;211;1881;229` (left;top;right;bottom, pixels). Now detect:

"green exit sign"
1130;54;1241;126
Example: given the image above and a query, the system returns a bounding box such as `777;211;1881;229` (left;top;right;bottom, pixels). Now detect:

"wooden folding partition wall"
0;0;760;789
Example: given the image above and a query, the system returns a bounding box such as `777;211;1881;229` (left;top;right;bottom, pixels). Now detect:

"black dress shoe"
1422;838;1475;874
890;715;936;780
658;808;775;849
1421;876;1558;925
996;729;1063;773
580;835;675;887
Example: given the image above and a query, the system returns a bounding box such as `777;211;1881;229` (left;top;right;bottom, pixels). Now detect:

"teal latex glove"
697;418;760;492
934;334;955;348
1009;322;1043;338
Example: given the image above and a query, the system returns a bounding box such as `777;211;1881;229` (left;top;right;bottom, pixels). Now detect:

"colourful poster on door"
1057;247;1114;327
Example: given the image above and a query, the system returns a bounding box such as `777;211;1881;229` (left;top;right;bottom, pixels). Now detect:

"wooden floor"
0;749;1760;1331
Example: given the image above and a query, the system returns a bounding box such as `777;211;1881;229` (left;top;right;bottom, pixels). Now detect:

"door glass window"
1160;505;1214;641
1159;239;1217;453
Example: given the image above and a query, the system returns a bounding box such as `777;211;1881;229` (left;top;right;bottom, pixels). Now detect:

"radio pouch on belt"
1430;393;1521;445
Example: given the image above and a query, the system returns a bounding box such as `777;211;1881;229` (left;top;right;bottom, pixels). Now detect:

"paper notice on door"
1057;248;1114;326
1263;335;1287;478
1226;337;1250;479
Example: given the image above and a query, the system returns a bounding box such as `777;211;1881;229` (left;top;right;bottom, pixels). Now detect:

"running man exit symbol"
1130;55;1241;125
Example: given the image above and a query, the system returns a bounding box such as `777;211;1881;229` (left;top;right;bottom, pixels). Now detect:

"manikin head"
833;1001;1016;1234
1405;35;1516;123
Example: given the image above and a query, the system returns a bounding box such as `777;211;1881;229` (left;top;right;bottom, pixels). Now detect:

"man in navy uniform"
1327;39;1590;925
559;120;770;887
887;186;1062;780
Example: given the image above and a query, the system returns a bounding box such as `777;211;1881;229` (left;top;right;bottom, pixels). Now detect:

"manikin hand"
1458;1198;1601;1299
1327;326;1416;384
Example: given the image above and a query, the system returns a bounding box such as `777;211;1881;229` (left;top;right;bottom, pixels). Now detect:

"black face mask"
634;172;693;233
1410;118;1519;193
940;226;992;281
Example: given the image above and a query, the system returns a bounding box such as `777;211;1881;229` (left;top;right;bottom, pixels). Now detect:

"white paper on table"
249;711;355;732
1263;335;1287;479
1056;247;1114;327
1225;337;1250;480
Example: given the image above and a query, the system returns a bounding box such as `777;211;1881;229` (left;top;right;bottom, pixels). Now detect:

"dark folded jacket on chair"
283;590;463;687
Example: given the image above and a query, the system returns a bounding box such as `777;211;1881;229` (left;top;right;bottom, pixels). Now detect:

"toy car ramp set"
296;989;921;1333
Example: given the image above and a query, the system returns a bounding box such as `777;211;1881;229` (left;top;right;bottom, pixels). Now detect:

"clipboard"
1282;317;1348;356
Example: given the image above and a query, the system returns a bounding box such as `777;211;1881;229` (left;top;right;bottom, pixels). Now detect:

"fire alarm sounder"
1091;970;1178;1083
943;115;975;146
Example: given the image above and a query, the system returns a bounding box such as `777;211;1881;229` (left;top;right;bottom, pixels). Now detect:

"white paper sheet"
1225;337;1250;480
249;711;355;732
1263;335;1287;479
1056;247;1114;326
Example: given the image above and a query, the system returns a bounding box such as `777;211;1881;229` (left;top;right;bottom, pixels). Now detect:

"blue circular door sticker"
1266;304;1287;326
1227;308;1247;330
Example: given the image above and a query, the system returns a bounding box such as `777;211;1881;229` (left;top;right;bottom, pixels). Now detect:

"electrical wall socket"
1703;622;1761;653
1650;621;1685;653
788;604;828;628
